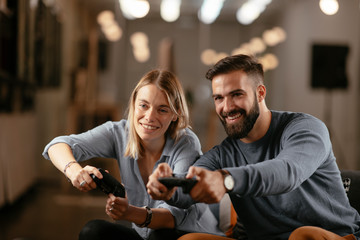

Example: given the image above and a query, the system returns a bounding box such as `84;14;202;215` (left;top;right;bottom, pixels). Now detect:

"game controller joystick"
90;168;125;198
158;176;197;193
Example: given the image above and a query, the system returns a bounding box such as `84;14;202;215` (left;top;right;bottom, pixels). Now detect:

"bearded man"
147;54;360;240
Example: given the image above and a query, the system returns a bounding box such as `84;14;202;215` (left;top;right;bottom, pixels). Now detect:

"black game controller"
90;168;125;198
158;176;197;193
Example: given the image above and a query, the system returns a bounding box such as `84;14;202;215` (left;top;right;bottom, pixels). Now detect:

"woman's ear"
172;115;178;122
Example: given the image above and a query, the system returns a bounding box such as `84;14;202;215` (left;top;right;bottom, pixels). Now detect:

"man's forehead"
212;71;251;91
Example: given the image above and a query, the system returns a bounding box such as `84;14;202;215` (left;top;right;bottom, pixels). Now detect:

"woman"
42;70;223;240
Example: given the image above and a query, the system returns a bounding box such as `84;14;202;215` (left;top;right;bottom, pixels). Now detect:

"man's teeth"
143;124;157;130
227;113;241;120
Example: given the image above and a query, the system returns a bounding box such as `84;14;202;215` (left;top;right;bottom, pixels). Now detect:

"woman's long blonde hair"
125;69;190;159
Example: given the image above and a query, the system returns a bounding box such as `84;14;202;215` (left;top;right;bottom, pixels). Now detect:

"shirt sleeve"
168;128;203;175
42;121;120;161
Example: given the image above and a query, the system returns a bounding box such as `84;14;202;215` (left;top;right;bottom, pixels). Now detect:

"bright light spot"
236;1;260;25
97;11;115;25
130;32;150;62
262;27;286;47
214;52;228;63
119;0;150;19
161;0;181;22
319;0;339;15
201;49;217;65
249;37;266;54
259;53;279;71
272;27;287;43
97;10;123;42
198;0;225;24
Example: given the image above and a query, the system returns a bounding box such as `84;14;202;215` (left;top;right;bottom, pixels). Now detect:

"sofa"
341;169;360;213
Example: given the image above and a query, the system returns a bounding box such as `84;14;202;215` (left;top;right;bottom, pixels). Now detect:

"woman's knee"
79;219;109;240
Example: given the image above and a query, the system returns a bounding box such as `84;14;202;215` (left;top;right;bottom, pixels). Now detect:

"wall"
0;113;38;205
270;0;360;169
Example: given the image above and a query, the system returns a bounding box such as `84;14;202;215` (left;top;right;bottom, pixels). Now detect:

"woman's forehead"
136;84;170;106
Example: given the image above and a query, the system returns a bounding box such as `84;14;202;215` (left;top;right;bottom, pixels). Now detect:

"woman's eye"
159;108;169;113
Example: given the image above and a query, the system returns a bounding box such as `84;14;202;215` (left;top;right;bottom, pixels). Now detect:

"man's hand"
187;166;226;204
147;163;176;200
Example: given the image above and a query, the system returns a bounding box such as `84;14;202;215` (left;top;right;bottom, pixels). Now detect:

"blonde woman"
43;69;223;240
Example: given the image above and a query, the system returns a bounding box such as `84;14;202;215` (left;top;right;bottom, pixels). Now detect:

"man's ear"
257;85;266;102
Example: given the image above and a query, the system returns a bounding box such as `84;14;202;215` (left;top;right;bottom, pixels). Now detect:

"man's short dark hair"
205;54;264;86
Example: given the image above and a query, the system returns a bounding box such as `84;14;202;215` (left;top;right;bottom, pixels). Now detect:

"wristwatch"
219;169;234;192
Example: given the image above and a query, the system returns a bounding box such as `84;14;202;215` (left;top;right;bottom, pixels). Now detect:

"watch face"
224;175;234;191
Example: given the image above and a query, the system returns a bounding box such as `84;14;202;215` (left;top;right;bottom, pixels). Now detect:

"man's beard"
219;99;260;139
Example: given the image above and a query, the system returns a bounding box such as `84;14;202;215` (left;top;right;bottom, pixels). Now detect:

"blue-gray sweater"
170;111;360;240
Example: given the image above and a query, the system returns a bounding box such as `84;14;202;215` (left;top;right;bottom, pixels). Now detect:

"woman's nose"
144;108;156;121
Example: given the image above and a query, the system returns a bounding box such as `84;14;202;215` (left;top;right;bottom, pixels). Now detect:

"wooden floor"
0;178;116;240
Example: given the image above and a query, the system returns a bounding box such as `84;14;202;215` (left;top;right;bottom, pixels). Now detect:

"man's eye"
233;93;243;98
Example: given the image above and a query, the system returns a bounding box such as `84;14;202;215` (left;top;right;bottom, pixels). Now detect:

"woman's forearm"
48;143;82;180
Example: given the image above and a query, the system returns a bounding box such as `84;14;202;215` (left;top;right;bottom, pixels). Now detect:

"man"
147;54;360;240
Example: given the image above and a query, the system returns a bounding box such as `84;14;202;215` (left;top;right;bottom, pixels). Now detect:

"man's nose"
223;97;234;113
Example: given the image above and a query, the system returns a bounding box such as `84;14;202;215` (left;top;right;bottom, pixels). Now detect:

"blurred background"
0;0;359;239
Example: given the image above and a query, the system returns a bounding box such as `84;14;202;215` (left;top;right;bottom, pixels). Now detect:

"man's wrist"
218;169;234;192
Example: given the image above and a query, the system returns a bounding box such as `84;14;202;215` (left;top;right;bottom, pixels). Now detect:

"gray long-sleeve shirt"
43;120;223;239
169;111;360;240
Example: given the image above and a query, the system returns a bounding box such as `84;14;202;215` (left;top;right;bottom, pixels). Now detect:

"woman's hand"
67;165;103;192
105;193;130;220
146;163;176;201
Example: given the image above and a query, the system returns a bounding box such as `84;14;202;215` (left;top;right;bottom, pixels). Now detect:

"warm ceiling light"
319;0;339;15
201;49;217;65
97;11;115;25
130;32;150;62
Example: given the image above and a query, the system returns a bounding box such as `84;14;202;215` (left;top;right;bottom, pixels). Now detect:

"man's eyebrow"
212;89;245;98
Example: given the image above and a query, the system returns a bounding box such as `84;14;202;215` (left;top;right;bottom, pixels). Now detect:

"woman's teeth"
143;124;157;130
